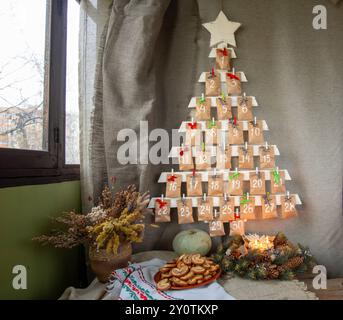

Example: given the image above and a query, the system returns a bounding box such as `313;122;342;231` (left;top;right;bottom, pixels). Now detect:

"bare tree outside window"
0;0;50;151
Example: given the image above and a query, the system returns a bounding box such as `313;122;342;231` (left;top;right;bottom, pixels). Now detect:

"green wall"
0;181;83;300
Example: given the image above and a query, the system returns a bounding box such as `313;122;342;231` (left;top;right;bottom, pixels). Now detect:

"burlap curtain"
79;0;343;276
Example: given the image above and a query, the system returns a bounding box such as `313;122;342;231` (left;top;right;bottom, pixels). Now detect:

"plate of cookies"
155;253;221;291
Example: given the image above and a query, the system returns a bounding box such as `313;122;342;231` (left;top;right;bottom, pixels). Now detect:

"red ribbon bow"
179;150;184;156
187;122;197;130
226;73;240;81
211;68;215;76
156;198;167;208
233;116;237;125
167;175;177;182
218;47;228;56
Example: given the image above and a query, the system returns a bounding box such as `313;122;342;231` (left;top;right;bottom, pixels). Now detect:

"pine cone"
267;266;280;279
273;232;288;247
282;256;304;270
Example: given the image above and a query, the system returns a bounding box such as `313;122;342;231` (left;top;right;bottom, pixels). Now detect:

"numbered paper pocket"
270;171;286;194
178;147;193;171
216;48;230;70
197;198;214;222
226;73;242;96
154;199;171;223
228;123;244;145
240;197;256;220
195;149;212;170
205;121;222;145
261;195;278;219
177;199;194;224
208;174;224;196
206;72;221;96
281;195;297;219
186;174;203;197
209;220;226;237
237;97;253;121
229;219;245;236
219;197;235;222
185;127;201;146
249;172;266;195
195;98;211;121
216;146;231;169
228;173;244;196
248;121;264;144
165;174;182;198
238;146;254;170
259;147;275;169
216;97;232;120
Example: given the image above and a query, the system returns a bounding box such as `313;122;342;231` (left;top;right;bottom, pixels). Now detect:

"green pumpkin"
172;229;212;256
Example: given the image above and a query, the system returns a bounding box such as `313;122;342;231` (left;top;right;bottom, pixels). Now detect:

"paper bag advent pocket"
219;196;235;222
238;146;254;170
195;149;212;170
216;47;231;70
216;146;231;170
249;172;266;195
230;219;245;236
205;71;221;96
186;174;202;197
228;172;244;196
197;198;214;222
195;98;211;121
259;146;275;169
248;121;264;144
177;199;194;224
154;199;171;223
209;219;226;237
240;196;256;220
208;173;224;196
280;195;297;219
261;195;278;219
165;174;182;198
228;122;244;145
185;123;201;146
270;170;286;194
237;96;253;121
178;146;193;171
216;97;232;120
205;121;222;145
226;72;242;96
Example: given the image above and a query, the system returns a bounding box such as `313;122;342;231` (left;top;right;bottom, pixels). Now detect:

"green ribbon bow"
208;119;216;129
200;96;206;103
240;193;252;205
273;169;280;184
229;172;240;180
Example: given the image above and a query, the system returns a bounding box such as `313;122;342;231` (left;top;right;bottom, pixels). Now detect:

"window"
0;0;80;187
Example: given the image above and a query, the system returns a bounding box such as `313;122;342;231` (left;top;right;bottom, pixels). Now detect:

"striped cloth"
105;258;235;300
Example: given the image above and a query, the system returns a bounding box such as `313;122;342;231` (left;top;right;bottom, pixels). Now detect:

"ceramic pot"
89;242;132;283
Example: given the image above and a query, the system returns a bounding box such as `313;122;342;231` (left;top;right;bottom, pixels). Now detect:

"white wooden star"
202;11;241;47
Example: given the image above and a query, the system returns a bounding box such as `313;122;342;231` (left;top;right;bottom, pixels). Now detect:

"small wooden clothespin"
182;193;186;205
214;209;219;219
203;193;207;203
246;192;250;200
286;190;290;201
276;166;279;174
254;117;257;127
256;167;260;178
265;141;269;150
224;193;228;203
201;93;205;103
213;168;217;179
235;167;238;174
243;92;247;103
245;141;248;150
232;67;235;75
171;168;174;175
161;194;164;201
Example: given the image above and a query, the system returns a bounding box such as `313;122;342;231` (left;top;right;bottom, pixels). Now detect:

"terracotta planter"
89;242;132;283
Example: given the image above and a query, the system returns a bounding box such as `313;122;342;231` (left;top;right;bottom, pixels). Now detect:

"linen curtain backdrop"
79;0;343;277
